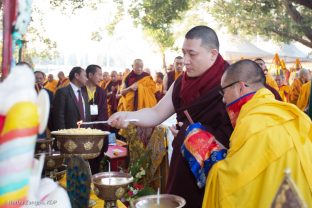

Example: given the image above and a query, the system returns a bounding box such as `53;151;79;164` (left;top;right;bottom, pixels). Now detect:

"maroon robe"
166;55;233;208
166;70;176;90
106;80;119;114
265;83;282;101
124;70;150;111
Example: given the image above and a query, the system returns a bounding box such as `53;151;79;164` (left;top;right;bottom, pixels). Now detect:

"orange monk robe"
99;80;109;90
57;78;70;90
278;85;290;102
289;78;303;104
265;74;278;91
155;82;163;94
174;70;183;80
297;81;311;111
155;82;164;102
118;76;157;111
44;80;58;93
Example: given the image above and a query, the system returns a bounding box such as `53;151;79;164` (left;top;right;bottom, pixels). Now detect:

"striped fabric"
0;102;38;207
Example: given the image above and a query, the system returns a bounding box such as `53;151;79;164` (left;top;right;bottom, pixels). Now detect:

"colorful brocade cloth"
181;122;227;189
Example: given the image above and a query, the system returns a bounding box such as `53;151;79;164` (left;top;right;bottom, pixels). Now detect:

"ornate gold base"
62;153;100;160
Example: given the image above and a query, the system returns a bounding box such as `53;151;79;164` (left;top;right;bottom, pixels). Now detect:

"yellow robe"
118;76;157;111
297;81;311;111
289;78;303;104
100;80;109;90
44;80;58;93
266;74;278;91
203;88;312;208
57;78;70;90
174;70;183;80
155;82;163;94
278;85;290;102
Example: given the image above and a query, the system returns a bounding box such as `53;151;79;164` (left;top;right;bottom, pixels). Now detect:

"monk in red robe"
155;72;164;102
44;74;58;93
164;56;184;94
110;26;233;208
56;71;70;90
106;71;120;116
99;71;110;90
118;59;157;111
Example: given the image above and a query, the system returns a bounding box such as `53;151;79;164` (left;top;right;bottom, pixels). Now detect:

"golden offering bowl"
35;138;54;154
51;129;110;160
92;172;133;201
132;194;186;208
35;151;65;171
50;164;67;181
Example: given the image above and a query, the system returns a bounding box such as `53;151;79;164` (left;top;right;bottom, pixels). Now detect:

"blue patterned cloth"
181;122;227;188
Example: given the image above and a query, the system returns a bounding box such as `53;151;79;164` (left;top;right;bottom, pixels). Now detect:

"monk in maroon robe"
109;26;233;208
164;56;184;93
106;71;120;116
118;59;157;111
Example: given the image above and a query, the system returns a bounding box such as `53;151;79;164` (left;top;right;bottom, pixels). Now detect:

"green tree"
209;0;312;49
128;0;191;70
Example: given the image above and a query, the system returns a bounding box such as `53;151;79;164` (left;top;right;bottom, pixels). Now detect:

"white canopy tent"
275;44;311;63
219;35;274;62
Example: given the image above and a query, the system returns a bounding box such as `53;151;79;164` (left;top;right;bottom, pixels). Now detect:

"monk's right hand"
108;112;130;129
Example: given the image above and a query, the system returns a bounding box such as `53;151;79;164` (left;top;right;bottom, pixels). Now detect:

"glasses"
219;81;249;96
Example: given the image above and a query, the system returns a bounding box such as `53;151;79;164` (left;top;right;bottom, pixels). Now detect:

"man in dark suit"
53;66;91;130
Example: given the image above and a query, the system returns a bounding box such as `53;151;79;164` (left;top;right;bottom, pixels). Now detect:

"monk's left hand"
168;122;183;137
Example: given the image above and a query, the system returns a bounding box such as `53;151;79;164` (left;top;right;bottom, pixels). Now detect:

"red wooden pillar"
1;0;17;81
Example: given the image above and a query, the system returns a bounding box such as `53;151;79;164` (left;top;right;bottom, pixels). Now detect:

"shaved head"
185;25;219;51
132;58;144;75
221;60;266;104
299;68;309;78
223;59;265;88
299;68;311;83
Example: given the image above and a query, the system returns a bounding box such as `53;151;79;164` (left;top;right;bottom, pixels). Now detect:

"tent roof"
220;35;273;61
275;44;311;62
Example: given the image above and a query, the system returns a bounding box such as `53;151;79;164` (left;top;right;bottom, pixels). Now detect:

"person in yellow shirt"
44;74;58;93
254;58;278;90
275;75;290;102
289;68;310;104
117;59;157;111
203;59;312;208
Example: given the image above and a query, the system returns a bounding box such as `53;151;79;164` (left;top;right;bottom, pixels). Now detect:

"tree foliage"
49;0;104;14
208;0;312;49
128;0;191;68
22;3;59;64
106;0;124;36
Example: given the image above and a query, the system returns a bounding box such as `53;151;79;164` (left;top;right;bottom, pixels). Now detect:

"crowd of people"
31;54;183;174
31;25;312;207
